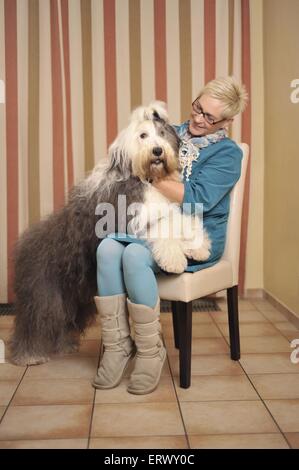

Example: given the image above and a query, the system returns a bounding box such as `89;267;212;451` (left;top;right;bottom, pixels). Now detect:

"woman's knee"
96;238;125;266
122;243;153;273
122;244;158;307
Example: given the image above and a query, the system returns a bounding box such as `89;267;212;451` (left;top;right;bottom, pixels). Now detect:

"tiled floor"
0;298;299;449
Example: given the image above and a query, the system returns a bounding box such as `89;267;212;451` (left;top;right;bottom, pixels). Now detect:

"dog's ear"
147;101;169;123
130;101;169;124
107;148;132;179
106;130;132;178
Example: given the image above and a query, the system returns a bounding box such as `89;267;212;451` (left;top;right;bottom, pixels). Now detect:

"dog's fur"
10;101;210;366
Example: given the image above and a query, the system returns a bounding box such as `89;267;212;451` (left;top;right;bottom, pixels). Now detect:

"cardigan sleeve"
182;142;242;215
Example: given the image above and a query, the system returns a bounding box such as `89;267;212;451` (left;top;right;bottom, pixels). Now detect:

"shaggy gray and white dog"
10;101;210;366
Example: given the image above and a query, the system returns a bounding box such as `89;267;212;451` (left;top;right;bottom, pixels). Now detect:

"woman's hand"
152;179;184;204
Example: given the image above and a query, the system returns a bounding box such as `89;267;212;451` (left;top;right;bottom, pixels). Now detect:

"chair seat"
157;259;233;302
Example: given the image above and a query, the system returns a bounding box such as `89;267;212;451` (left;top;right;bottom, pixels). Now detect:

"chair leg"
227;285;240;360
177;301;193;388
171;301;180;349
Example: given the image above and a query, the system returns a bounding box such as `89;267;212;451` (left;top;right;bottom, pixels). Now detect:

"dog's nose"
152;147;163;157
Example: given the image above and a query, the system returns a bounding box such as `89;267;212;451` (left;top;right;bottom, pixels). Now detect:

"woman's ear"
223;118;234;130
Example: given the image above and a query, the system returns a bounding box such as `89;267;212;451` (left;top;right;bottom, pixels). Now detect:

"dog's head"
129;118;181;181
107;102;181;182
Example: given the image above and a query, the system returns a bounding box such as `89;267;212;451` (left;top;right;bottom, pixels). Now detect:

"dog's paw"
183;232;211;262
184;246;210;262
151;240;188;273
155;252;187;274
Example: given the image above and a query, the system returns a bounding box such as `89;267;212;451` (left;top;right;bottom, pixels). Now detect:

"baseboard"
243;289;299;328
243;288;265;299
264;290;299;329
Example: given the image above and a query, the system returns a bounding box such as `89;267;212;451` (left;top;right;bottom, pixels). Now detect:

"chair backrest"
221;143;249;285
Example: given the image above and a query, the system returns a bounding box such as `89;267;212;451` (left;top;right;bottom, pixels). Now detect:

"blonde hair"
197;76;248;119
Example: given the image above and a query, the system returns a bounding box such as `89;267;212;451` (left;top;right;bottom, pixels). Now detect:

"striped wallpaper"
0;0;251;302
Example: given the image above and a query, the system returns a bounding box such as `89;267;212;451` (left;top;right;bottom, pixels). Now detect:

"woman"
93;76;248;395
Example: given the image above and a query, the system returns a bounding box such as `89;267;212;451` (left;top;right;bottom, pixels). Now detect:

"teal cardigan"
107;130;243;273
182;137;242;272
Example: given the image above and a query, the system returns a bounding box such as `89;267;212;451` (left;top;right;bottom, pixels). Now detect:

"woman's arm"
182;145;242;214
152;179;184;204
153;142;242;212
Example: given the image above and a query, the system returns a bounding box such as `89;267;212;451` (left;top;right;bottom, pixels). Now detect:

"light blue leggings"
96;238;161;308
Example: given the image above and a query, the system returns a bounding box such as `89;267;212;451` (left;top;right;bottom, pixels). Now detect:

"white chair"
157;143;249;388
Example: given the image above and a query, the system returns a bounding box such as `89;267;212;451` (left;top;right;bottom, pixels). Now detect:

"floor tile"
0;439;88;449
0;406;6;420
168;354;244;377
0;381;19;406
80;324;101;340
239;336;291;353
165;338;229;356
72;339;100;357
0;316;15;327
218;300;256;311
284;433;299;449
89;436;188;449
277;332;299;344
95;376;176;404
12;378;95;405
216;300;227;311
189;433;289;449
274;322;299;341
249;374;299;399
191;312;215;324
160;312;213;325
0;363;26;380
217;322;280;337
265;400;299;432
238;300;260;310
175;375;258;401
1;297;298;449
258;310;289;323
0;404;92;440
210;310;267;324
0;329;12;341
251;299;281;312
180;401;278;435
24;356;98;380
240;353;299;374
274;322;299;333
162;323;221;339
91;403;184;437
160;312;173;323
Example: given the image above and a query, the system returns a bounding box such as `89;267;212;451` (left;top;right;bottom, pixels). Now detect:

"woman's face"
188;94;229;137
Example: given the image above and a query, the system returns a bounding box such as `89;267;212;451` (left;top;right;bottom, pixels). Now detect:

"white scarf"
177;122;227;181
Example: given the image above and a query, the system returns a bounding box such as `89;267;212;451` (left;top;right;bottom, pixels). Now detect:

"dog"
10;101;210;366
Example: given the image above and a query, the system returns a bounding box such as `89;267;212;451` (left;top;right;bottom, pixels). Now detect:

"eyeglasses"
191;99;226;125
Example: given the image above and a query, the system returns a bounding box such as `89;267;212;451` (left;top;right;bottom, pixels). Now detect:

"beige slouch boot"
126;298;166;395
93;294;135;389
